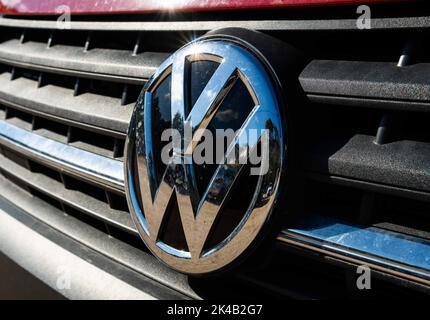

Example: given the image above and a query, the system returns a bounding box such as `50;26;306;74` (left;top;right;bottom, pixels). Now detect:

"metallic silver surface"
279;216;430;285
0;120;124;191
125;38;285;274
1;16;429;32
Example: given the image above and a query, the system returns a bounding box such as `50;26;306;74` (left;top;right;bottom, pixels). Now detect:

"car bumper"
0;175;191;300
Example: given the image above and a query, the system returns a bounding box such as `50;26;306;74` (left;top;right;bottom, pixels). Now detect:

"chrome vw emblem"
125;38;285;274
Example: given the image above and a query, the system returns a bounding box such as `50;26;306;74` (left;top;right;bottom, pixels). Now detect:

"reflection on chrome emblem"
125;38;285;274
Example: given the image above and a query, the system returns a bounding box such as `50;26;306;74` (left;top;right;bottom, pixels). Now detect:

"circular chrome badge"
125;37;285;274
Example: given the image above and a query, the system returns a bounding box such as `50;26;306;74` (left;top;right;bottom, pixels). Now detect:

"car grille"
0;29;153;237
0;3;429;298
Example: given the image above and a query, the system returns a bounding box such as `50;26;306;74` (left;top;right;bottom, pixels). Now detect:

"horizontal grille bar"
0;152;136;234
1;16;429;31
0;39;165;84
0;72;132;135
306;134;430;194
300;60;430;111
0;120;124;192
279;215;430;286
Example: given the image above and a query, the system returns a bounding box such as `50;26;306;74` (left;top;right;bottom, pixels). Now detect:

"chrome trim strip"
0;120;124;191
279;216;430;285
0;16;429;32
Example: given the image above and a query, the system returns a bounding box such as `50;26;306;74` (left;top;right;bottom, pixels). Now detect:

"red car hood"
0;0;411;15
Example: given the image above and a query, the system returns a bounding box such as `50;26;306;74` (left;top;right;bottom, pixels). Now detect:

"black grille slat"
0;39;166;84
4;106;33;131
32;116;69;144
300;60;430;111
68;126;117;159
0;71;133;135
2;103;125;160
0;151;137;234
305;134;430;194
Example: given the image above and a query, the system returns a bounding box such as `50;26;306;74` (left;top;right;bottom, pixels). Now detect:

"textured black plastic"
0;39;167;84
0;73;132;136
300;60;430;111
306;134;430;194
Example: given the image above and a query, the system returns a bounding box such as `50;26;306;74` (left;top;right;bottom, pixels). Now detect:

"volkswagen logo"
125;36;285;274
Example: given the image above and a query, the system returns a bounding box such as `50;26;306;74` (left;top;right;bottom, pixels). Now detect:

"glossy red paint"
0;0;411;15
